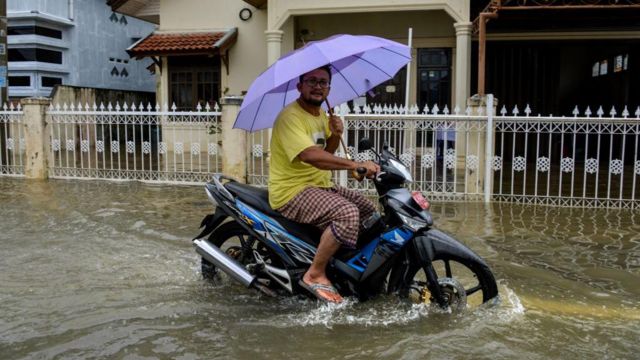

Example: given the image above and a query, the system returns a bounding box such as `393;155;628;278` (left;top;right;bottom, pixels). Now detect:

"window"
8;26;62;39
169;56;221;110
8;76;31;87
8;48;62;64
41;76;62;87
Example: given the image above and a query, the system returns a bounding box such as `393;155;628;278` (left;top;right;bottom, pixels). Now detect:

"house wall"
296;10;457;105
7;0;156;99
70;0;155;92
159;0;269;97
268;0;469;29
9;0;71;18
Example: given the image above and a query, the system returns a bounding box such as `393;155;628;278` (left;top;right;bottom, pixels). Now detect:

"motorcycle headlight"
389;159;413;182
397;212;427;231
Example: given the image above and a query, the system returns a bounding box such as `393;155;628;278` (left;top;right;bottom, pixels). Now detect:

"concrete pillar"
453;22;475;194
463;95;498;197
265;30;284;66
220;95;246;182
159;56;169;107
21;97;51;179
454;22;472;111
264;30;284;165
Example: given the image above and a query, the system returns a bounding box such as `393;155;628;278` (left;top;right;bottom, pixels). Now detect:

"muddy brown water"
1;178;639;359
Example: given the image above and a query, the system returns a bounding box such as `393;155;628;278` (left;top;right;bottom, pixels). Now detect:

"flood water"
1;177;639;359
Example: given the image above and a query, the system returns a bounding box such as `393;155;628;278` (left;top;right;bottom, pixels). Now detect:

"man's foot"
299;276;343;303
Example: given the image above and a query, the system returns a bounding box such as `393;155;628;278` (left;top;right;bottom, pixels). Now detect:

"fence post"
22;97;51;179
338;103;349;187
220;95;246;183
484;94;494;203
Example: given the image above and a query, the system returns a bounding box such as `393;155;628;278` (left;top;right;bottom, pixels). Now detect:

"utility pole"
0;0;6;168
0;0;7;105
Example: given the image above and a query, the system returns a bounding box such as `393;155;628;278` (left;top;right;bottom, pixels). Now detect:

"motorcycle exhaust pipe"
193;239;255;288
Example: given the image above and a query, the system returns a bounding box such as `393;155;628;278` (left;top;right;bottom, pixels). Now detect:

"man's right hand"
355;160;380;179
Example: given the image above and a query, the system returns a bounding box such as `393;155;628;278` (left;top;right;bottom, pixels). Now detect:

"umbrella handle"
326;99;364;181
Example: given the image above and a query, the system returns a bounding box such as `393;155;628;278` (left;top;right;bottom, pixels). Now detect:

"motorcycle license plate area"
411;191;430;210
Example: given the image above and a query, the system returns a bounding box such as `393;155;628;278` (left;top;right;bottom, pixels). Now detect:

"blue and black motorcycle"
193;138;498;310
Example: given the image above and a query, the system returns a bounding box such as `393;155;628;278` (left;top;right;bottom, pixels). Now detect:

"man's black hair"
298;65;332;84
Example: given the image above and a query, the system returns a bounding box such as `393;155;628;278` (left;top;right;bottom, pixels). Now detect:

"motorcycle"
193;138;499;310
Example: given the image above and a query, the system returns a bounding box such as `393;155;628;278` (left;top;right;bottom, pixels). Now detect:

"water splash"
282;298;433;329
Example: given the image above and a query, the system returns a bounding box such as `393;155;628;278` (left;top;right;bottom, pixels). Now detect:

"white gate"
46;103;222;184
0;105;25;177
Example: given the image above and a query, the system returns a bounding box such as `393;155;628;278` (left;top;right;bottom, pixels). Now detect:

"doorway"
417;48;452;110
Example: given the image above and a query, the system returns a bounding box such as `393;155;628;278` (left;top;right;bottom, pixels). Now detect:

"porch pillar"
264;30;284;166
265;30;284;66
463;94;498;199
21;97;51;179
453;22;474;195
220;95;247;183
453;22;472;111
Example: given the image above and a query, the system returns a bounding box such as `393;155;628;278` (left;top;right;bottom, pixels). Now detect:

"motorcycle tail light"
412;191;430;210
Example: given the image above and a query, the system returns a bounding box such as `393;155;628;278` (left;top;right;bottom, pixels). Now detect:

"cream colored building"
109;0;473;111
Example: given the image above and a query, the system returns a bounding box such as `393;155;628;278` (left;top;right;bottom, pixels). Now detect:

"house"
471;1;639;116
108;0;473;112
8;0;157;100
110;0;638;115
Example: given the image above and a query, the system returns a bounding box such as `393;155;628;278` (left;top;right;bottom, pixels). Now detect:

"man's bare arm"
299;146;379;176
324;134;341;154
299;146;356;170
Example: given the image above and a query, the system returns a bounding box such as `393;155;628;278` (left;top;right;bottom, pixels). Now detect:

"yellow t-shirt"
268;101;333;209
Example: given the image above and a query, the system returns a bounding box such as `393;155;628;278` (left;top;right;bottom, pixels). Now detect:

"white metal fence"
493;105;640;209
46;103;222;184
3;98;640;209
247;102;640;209
0;105;25;177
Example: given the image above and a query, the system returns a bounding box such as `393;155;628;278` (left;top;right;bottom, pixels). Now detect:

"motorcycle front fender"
411;228;490;268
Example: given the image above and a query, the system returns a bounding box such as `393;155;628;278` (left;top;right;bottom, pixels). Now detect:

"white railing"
0;105;25;177
341;112;489;202
247;130;270;187
46;102;222;184
247;103;492;202
493;105;640;209
246;102;640;209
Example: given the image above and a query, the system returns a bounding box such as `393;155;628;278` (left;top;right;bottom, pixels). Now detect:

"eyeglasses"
302;78;330;89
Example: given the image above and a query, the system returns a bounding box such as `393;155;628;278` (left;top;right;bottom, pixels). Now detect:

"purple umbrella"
234;34;411;132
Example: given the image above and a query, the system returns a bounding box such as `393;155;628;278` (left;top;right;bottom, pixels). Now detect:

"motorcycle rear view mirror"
358;138;381;161
358;138;373;151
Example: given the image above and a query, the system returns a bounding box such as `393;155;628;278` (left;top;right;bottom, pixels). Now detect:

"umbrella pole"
324;99;350;159
326;99;363;181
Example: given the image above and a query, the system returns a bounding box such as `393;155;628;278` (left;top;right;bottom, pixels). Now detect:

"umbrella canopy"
234;34;411;132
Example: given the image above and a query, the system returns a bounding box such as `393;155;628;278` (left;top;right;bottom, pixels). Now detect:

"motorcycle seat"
224;182;323;245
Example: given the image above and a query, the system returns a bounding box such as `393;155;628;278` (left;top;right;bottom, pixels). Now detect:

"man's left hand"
328;115;343;136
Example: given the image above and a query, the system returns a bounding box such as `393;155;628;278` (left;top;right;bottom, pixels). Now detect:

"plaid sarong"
277;186;376;249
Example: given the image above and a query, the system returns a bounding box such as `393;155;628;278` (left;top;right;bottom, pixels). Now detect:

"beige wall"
159;0;269;96
153;0;466;105
296;10;457;105
268;0;469;30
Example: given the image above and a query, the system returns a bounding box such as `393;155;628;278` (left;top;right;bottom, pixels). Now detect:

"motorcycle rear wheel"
201;222;281;287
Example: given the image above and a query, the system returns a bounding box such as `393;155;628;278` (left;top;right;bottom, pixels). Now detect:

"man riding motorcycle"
269;66;378;303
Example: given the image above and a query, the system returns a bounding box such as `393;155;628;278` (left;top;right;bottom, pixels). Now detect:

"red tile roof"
128;29;237;58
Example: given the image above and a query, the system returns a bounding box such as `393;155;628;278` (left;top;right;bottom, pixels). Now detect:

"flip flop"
298;279;343;303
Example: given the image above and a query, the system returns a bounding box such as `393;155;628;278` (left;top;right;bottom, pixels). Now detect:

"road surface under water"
1;178;638;359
